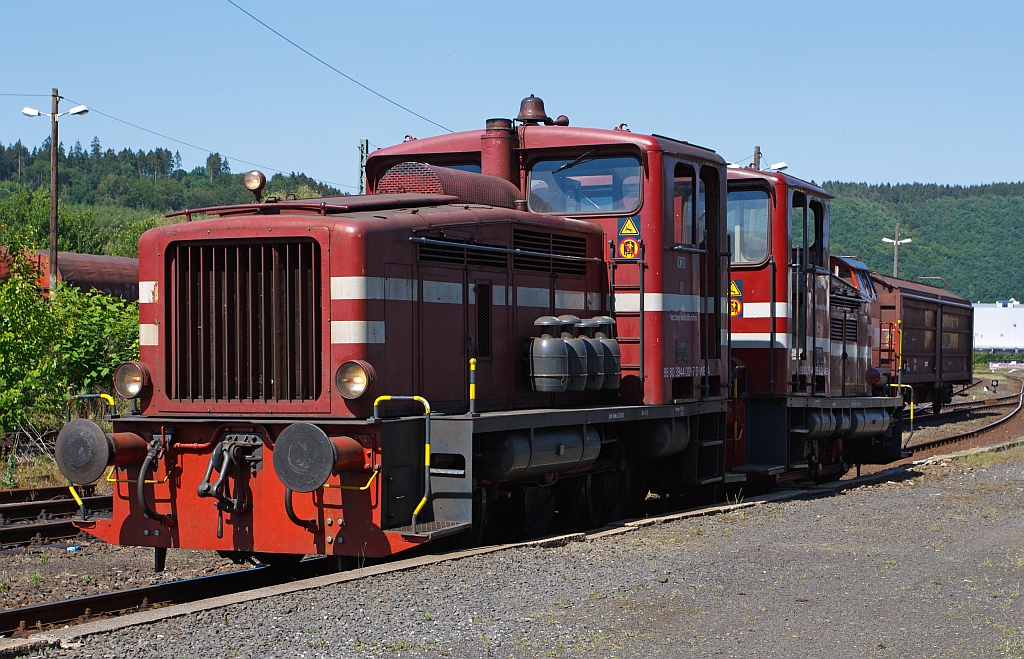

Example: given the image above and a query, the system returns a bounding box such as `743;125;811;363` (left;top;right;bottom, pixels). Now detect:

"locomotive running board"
391;520;472;541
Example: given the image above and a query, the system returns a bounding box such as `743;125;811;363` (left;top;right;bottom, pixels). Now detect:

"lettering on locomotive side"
664;365;707;378
669;313;698;322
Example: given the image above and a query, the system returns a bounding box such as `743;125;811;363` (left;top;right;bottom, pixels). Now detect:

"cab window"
669;163;696;245
528;156;641;214
726;189;770;264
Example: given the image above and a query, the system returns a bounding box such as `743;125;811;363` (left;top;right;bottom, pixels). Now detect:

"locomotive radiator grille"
512;229;588;275
168;241;322;402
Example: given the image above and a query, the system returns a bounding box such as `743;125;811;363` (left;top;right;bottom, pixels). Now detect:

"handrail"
324;466;380;491
105;465;171;485
891;383;915;448
166;202;350;221
408;236;603;263
372;395;432;534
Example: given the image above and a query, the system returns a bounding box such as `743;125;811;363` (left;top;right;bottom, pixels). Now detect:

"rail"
0;558;338;637
907;376;1024;453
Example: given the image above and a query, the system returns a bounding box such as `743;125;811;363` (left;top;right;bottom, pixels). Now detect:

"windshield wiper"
552;150;595;174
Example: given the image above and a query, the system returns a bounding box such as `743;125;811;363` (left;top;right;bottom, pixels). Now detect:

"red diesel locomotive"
54;96;903;567
725;168;903;482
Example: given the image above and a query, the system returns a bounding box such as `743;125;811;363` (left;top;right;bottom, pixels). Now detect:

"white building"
974;299;1024;351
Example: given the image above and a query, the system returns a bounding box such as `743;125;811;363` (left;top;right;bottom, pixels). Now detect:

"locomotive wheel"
573;441;645;530
520;484;557;538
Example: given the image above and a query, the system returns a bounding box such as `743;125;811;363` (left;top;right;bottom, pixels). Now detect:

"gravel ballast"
21;445;1024;658
0;544;248;610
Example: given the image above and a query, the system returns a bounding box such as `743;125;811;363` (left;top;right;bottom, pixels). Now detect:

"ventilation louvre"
168;241;322;402
512;229;588;275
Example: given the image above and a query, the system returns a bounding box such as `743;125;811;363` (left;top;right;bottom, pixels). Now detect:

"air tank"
804;410;836;439
529;316;569;393
591;316;621;390
635;420;690;459
557;315;588;392
844;409;892;439
475;425;602;482
577;318;605;391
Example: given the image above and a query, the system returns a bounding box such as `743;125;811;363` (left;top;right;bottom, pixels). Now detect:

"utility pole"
49;88;59;295
358;139;369;194
753;146;761;170
882;223;912;278
21;90;87;296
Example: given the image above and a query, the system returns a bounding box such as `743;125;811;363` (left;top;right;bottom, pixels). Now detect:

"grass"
0;450;66;489
958;443;1024;469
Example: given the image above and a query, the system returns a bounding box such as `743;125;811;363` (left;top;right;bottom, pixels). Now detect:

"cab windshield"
528;156;641;214
726;189;770;264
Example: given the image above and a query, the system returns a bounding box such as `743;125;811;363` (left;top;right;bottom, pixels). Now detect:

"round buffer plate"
55;418;112;484
273;423;335;493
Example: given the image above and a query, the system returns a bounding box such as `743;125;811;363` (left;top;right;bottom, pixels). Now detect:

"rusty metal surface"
35;251;139;302
376;162;520;209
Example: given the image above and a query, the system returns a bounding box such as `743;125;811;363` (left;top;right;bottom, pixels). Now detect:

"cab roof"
366;125;725;181
726;167;832;200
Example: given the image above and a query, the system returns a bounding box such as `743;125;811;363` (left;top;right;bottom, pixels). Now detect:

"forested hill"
823;181;1024;303
0;137;344;258
0;137;342;209
0;137;1020;301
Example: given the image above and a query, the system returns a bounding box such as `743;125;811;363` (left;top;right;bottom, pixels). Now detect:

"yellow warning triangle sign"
729;280;742;297
619;217;640;236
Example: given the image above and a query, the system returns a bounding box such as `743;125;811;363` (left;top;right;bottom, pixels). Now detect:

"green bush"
0;247;138;430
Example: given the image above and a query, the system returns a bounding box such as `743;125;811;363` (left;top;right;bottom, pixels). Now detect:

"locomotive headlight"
243;169;267;192
335;361;375;400
243;169;267;201
113;361;151;399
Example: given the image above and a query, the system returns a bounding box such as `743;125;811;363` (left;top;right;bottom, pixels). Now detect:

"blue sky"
1;1;1021;190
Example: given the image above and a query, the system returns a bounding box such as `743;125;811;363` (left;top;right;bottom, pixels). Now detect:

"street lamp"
21;88;89;294
882;223;912;278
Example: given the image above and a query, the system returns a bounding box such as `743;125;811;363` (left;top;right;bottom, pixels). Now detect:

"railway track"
0;557;340;637
906;376;1024;453
0;485;112;547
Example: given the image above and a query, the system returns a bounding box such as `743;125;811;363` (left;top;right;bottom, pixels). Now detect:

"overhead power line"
224;0;453;134
0;93;52;97
62;97;357;190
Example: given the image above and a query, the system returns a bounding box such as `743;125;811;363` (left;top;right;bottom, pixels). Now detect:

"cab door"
789;191;828;394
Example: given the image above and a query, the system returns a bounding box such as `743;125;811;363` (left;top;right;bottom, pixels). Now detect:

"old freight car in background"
0;248;139;302
872;273;973;412
830;256;974;413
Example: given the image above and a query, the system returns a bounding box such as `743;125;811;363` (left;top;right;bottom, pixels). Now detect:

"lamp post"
882;223;912;278
22;89;89;294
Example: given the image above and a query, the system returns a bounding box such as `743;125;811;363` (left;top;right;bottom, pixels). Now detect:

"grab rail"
372;395;432;534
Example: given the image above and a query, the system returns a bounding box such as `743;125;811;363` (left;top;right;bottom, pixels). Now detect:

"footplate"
392;520;471;540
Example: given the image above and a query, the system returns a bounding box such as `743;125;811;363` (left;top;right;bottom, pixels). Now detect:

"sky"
1;1;1022;190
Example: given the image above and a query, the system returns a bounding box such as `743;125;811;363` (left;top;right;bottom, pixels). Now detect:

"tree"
206;152;223;181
